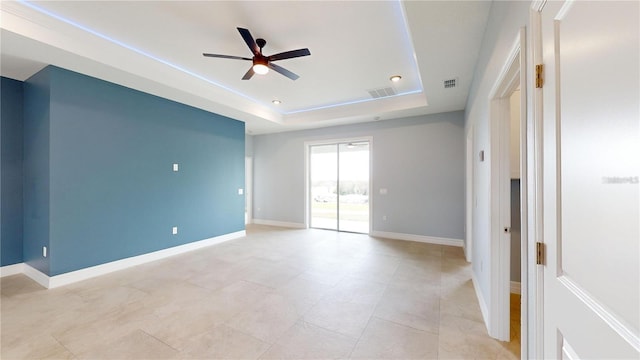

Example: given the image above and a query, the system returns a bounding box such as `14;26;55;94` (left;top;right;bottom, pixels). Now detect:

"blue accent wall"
23;66;244;276
1;77;24;266
23;69;52;275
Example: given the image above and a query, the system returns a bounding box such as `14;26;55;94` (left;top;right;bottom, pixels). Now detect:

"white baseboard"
472;271;490;333
252;219;306;229
5;230;245;289
370;231;463;247
23;264;50;288
510;281;521;294
0;263;24;277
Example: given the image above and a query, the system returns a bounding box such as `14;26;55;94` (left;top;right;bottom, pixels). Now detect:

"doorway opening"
307;139;371;234
486;28;527;358
508;87;523;353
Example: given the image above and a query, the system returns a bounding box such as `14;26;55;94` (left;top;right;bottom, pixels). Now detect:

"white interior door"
539;1;639;358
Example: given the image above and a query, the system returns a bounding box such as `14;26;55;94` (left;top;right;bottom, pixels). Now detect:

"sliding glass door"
309;141;369;233
310;144;338;230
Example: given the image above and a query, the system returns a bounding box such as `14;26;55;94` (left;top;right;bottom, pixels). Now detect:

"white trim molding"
7;230;245;289
558;275;640;352
370;231;463;247
23;264;50;288
252;219;306;229
0;263;25;277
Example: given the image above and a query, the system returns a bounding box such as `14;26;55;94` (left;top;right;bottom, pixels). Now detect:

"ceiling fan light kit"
203;27;311;81
252;62;269;75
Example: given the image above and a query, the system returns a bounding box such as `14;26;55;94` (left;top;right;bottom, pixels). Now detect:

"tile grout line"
139;328;182;354
51;333;80;359
346;261;398;359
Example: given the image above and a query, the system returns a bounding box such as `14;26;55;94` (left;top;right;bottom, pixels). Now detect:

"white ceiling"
0;1;491;135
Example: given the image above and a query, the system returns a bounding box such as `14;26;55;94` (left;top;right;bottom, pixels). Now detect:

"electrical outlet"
173;163;179;172
172;226;178;235
43;246;47;258
238;188;244;195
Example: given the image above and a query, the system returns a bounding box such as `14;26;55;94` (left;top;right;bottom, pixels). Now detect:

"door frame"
304;137;373;233
530;2;545;358
487;27;529;351
465;126;474;263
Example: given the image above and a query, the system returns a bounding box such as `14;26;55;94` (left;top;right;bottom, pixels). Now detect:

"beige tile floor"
1;225;520;359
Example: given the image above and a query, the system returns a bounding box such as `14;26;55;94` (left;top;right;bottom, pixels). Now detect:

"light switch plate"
238;188;244;195
172;226;178;235
173;163;179;172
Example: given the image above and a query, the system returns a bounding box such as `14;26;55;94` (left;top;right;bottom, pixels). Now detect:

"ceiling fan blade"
203;53;252;61
242;67;255;80
268;63;299;80
268;48;311;62
237;27;260;55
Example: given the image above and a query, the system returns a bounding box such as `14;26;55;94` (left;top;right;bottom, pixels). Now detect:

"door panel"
337;142;370;233
541;1;639;358
558;1;639;329
310;144;338;230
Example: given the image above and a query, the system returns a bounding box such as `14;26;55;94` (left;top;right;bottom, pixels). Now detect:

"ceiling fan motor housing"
253;55;268;67
203;28;310;80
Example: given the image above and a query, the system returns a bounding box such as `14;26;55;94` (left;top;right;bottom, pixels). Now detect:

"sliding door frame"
304;136;373;233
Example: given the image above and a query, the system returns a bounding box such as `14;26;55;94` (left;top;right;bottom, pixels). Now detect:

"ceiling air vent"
444;78;457;89
368;87;396;99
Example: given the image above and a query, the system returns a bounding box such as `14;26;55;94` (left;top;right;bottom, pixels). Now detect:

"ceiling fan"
203;27;311;81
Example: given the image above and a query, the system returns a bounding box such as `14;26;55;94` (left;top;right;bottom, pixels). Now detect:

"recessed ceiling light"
272;99;282;105
390;75;402;82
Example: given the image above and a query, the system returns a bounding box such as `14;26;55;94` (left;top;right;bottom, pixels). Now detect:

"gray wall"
245;134;254;157
253;111;465;240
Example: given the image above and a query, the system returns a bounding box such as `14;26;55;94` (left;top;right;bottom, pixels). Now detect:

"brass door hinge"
535;64;544;88
536;242;545;265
